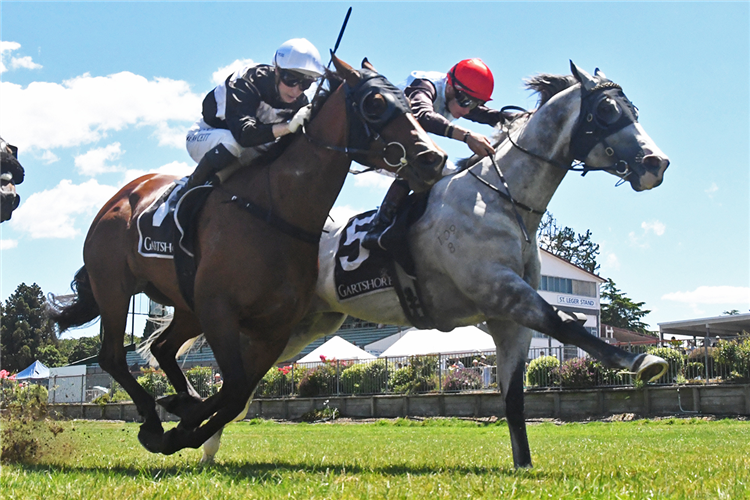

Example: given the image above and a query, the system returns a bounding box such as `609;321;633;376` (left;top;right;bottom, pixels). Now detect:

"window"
540;275;597;297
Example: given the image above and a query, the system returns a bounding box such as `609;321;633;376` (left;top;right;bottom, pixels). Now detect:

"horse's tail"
136;311;203;368
46;266;101;332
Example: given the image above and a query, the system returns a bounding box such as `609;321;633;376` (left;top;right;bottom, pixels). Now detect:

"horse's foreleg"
486;319;533;468
150;308;205;418
489;272;667;381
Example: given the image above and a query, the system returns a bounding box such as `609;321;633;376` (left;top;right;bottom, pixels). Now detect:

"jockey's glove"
288;104;313;133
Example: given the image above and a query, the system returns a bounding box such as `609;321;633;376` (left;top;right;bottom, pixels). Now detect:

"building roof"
658;313;750;339
604;324;659;345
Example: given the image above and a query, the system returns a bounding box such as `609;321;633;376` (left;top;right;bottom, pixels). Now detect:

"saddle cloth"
136;177;212;260
136;180;183;259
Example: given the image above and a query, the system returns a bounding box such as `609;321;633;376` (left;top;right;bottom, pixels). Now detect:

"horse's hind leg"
150;308;205;418
486;319;533;468
91;272;164;452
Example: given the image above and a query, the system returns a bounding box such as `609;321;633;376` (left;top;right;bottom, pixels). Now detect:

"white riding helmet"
273;38;325;78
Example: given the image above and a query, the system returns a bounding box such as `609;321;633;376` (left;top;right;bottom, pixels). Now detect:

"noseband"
302;69;413;172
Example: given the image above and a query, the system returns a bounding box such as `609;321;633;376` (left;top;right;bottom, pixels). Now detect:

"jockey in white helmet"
182;38;325;194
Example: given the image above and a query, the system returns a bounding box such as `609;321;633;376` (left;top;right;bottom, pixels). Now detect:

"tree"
537;212;600;273
0;283;61;372
722;310;740;316
59;335;101;363
600;278;652;334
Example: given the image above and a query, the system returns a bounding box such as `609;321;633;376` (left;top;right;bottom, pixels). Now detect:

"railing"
8;341;747;404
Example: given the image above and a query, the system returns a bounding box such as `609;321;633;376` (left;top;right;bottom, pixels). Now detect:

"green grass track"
2;417;749;499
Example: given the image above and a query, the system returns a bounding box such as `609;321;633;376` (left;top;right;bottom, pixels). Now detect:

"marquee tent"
297;336;376;364
16;360;50;380
378;326;496;358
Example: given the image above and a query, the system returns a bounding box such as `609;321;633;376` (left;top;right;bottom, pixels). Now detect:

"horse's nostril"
416;150;446;171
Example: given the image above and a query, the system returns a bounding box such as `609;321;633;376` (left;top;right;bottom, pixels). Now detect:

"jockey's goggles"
278;69;317;91
453;87;484;110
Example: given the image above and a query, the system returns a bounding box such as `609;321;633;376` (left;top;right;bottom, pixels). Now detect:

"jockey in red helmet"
363;58;514;252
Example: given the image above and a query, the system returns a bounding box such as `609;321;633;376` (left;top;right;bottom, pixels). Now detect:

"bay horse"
194;62;672;465
48;55;446;456
0;137;24;222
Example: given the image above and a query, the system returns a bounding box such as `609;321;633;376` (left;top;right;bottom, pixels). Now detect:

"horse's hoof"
157;393;202;418
137;423;164;454
161;427;191;456
200;453;215;464
631;353;668;382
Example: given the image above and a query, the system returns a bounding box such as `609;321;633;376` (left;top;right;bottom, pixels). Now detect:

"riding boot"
175;144;236;198
361;179;410;251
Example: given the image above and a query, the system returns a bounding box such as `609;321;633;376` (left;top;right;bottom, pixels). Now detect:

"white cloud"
74;142;124;176
9;179;118;239
0;71;202;152
629;219;666;247
603;251;620;270
641;220;665;236
0;239;18;250
705;182;718;198
352;171;395;190
37;150;60;164
1;41;41;73
11;55;42;71
212;59;255;86
662;286;750;306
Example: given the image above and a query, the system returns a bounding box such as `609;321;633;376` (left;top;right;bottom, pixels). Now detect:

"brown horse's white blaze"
47;56;445;457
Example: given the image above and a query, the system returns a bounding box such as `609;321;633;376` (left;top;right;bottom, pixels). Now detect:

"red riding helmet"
447;58;494;102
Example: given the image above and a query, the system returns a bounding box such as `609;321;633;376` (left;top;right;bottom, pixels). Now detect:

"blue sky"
1;1;748;340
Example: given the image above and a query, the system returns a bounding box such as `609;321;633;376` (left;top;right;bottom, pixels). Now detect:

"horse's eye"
362;93;388;118
596;97;622;126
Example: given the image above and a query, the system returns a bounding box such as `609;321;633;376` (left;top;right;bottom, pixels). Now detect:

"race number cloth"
334;210;395;301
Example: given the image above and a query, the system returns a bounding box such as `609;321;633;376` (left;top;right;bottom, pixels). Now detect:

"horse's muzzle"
630;153;670;191
403;147;447;192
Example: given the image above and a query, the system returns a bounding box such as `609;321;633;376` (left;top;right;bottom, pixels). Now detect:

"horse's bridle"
467;78;640;243
502;80;640;181
302;69;413;173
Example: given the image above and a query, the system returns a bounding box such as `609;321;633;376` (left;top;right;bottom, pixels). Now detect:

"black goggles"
278;69;316;91
453;87;484;110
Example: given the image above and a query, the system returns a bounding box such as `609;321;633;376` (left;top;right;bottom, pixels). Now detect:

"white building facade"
532;249;606;360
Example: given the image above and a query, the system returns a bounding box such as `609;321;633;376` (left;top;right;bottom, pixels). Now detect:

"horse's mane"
524;73;578;108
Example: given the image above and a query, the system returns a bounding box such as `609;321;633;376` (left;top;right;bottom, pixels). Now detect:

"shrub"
443;368;482;392
298;363;336;397
646;347;685;384
340;360;389;394
684;362;705;380
552;358;600;388
525;355;560;387
1;381;66;464
389;356;439;394
186;366;218;398
713;338;750;381
136;368;175;398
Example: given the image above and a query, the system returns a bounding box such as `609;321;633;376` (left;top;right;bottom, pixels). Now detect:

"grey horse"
159;62;671;466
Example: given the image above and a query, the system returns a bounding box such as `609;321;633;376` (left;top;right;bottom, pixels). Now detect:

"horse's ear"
594;67;607;80
570;60;597;92
361;57;377;72
332;51;361;87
